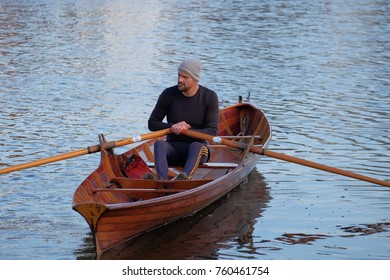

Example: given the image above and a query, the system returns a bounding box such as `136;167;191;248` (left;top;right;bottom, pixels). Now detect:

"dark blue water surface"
0;0;389;260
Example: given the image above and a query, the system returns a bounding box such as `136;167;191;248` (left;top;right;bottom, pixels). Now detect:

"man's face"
178;71;196;92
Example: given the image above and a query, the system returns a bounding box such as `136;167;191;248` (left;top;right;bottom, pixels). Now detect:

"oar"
0;128;172;175
182;130;390;188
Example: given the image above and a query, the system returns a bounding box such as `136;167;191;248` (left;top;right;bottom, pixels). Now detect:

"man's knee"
189;142;209;163
155;139;165;148
189;141;204;152
154;140;168;154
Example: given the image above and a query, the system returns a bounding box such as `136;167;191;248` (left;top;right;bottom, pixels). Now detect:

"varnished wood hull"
72;101;271;257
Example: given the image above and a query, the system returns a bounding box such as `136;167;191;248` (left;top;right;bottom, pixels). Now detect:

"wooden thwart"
109;177;213;189
93;188;187;194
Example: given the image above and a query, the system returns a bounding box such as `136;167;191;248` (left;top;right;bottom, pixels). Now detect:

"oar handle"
182;130;390;188
0;128;172;175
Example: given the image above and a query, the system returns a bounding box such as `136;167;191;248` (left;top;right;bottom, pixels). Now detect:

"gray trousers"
154;140;209;180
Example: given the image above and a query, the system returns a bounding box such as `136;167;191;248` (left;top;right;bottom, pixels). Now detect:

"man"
147;58;219;180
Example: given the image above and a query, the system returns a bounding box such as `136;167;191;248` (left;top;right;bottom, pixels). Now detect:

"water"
0;0;389;260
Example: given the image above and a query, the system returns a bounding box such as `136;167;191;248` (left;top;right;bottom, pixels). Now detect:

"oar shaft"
182;130;390;188
113;128;171;148
0;128;171;175
261;149;390;188
0;146;99;175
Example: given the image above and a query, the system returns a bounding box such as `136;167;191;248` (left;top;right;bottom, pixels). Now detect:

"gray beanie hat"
178;59;202;81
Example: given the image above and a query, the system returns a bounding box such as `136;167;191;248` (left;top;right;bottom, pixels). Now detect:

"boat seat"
109;177;212;190
199;162;238;168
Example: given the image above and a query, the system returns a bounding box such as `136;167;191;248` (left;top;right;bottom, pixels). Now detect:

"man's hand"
171;121;191;135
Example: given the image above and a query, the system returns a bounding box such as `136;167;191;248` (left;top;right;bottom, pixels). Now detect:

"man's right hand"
171;121;191;135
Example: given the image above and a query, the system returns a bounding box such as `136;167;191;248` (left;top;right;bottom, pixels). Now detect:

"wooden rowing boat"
72;99;272;257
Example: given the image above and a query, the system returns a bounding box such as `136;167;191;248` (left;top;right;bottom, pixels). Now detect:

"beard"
178;83;189;92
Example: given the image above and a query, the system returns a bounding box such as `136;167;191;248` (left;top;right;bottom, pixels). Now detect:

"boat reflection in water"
96;170;270;260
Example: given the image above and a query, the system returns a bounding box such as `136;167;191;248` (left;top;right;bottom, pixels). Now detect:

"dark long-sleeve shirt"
148;85;219;142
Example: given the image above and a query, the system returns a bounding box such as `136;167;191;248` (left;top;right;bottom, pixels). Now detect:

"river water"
0;0;389;260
